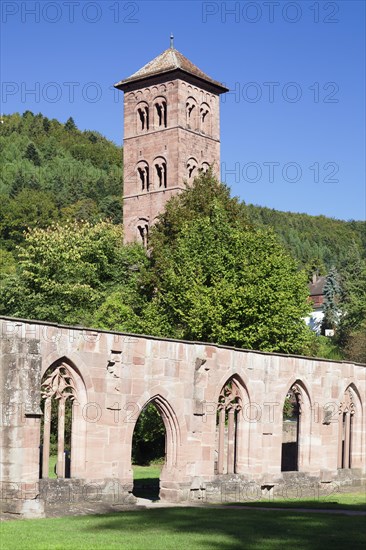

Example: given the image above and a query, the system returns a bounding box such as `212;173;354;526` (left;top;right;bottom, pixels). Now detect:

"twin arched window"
136;97;167;133
136;157;167;192
186;159;210;182
186;98;211;134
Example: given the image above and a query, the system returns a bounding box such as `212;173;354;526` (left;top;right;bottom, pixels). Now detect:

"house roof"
309;276;326;297
114;47;229;93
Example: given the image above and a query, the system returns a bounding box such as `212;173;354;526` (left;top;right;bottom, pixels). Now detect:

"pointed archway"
338;384;363;469
130;395;180;500
39;358;87;480
281;380;312;472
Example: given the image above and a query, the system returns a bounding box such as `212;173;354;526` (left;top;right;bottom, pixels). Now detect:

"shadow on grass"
223;499;366;512
84;507;366;550
132;477;160;500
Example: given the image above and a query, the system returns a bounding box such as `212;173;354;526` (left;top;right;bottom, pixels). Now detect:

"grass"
226;491;366;511
2;507;366;550
49;455;57;478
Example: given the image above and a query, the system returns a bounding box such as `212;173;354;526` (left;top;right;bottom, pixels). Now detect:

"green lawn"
133;464;162;480
227;491;366;511
2;507;366;550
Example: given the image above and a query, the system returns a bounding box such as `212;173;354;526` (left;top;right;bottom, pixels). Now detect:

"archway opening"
215;378;242;475
281;386;300;472
132;403;165;500
39;364;75;479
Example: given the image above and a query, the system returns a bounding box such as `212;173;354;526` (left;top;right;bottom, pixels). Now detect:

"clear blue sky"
1;0;365;221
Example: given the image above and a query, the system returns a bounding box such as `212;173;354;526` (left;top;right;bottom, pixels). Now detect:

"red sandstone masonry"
1;317;365;518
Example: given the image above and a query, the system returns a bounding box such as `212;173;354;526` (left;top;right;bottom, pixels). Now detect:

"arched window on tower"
186;97;198;130
136;161;149;192
154;157;167;189
154;97;167;128
136;102;149;132
186;157;198;182
137;219;149;248
201;162;210;174
200;102;211;134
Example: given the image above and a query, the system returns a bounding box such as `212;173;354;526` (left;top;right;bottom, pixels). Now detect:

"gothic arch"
281;378;312;472
135;101;149;132
337;384;363;469
153;96;167;128
40;357;87;479
214;374;250;475
131;394;181;469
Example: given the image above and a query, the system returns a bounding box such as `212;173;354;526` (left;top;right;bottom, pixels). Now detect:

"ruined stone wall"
1;317;365;517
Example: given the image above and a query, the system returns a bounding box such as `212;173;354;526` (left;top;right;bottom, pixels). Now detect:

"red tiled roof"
115;47;228;92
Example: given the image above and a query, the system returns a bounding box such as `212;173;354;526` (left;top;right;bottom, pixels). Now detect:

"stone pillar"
344;413;351;469
337;413;343;468
227;408;235;474
218;408;225;474
42;397;51;478
57;398;65;478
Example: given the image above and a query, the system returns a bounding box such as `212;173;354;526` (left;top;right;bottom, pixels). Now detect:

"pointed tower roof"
114;46;228;94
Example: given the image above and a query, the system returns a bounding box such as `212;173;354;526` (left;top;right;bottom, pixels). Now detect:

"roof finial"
170;33;174;49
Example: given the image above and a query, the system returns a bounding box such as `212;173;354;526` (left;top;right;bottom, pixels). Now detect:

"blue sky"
1;0;365;221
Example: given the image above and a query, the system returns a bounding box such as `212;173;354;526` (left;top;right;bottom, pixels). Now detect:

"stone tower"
114;40;228;244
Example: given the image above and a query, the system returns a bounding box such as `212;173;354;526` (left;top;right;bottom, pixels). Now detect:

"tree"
145;174;312;354
336;244;366;361
0;221;147;326
0;189;58;245
321;267;341;334
25;142;41;166
65;117;77;132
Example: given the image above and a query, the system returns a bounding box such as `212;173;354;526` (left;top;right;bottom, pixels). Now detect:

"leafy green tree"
0;189;58;245
145;174;312;354
336;245;366;361
0;221;147;326
25;142;41;166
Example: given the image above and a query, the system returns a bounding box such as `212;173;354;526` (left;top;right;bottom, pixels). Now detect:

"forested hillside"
242;205;365;274
1;112;364;272
0;111;122;255
0;112;365;361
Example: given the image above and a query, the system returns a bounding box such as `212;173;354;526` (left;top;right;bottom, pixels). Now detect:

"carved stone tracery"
217;379;242;475
339;388;355;416
41;364;77;403
218;381;242;413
